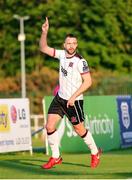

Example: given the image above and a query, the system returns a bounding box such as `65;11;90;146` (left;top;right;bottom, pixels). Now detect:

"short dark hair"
65;33;77;40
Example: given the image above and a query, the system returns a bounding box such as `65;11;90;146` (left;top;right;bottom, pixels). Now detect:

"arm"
39;17;55;57
67;72;92;107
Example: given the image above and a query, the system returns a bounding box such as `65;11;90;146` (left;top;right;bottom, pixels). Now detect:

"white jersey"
54;49;90;100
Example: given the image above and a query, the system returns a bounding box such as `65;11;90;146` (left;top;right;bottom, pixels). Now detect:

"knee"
74;126;80;135
45;124;55;133
73;124;86;137
74;126;82;136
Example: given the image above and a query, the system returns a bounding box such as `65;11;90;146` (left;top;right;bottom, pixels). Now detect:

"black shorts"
48;94;85;125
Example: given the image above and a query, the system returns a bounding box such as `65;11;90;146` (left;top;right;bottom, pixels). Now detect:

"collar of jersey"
66;52;77;59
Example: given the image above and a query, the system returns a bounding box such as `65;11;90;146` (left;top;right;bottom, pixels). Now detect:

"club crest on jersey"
61;66;67;76
69;62;74;67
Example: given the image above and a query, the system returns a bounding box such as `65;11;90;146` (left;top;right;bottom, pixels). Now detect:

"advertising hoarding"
0;98;32;153
116;96;132;148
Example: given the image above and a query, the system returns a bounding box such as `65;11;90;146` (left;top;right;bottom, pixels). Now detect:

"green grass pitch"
0;148;132;179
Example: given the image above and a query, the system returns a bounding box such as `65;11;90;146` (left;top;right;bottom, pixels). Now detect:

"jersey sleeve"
78;59;90;74
54;49;64;60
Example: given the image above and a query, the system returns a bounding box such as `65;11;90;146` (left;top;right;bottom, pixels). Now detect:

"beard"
65;48;76;55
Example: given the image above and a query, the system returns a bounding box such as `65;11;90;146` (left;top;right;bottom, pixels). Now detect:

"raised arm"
39;17;55;57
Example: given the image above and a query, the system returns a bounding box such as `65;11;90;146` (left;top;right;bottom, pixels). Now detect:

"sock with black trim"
47;130;60;158
82;130;98;155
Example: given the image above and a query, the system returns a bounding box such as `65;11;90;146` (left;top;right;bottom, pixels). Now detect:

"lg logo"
11;106;26;122
18;108;26;120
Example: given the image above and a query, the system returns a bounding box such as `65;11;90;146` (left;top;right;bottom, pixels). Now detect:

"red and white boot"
41;157;63;169
91;148;102;168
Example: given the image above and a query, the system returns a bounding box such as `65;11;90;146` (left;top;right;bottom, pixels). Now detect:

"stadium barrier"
43;95;132;154
1;96;131;154
30;114;44;138
30;114;47;152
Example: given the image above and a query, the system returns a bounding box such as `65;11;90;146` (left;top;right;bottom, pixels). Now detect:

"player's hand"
42;17;49;34
67;96;76;108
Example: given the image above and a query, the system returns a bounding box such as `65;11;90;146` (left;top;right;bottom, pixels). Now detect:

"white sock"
48;130;60;158
83;130;98;155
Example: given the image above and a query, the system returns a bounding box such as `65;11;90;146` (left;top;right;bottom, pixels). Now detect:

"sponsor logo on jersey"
83;61;88;72
61;66;67;76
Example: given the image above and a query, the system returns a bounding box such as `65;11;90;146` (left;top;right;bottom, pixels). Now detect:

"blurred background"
0;0;132;115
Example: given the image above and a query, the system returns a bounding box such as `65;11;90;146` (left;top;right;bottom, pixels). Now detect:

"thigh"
48;94;65;118
46;114;62;132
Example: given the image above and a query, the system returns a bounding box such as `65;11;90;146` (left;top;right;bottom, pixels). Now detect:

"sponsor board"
0;98;32;153
116;96;132;148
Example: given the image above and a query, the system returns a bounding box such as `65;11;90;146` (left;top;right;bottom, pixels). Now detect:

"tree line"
0;0;132;75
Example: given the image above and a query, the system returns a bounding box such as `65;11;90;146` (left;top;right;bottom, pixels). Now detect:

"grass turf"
0;148;132;179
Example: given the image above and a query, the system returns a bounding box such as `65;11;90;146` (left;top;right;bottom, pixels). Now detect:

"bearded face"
64;37;78;55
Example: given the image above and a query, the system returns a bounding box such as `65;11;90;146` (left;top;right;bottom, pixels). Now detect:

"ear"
63;42;66;49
